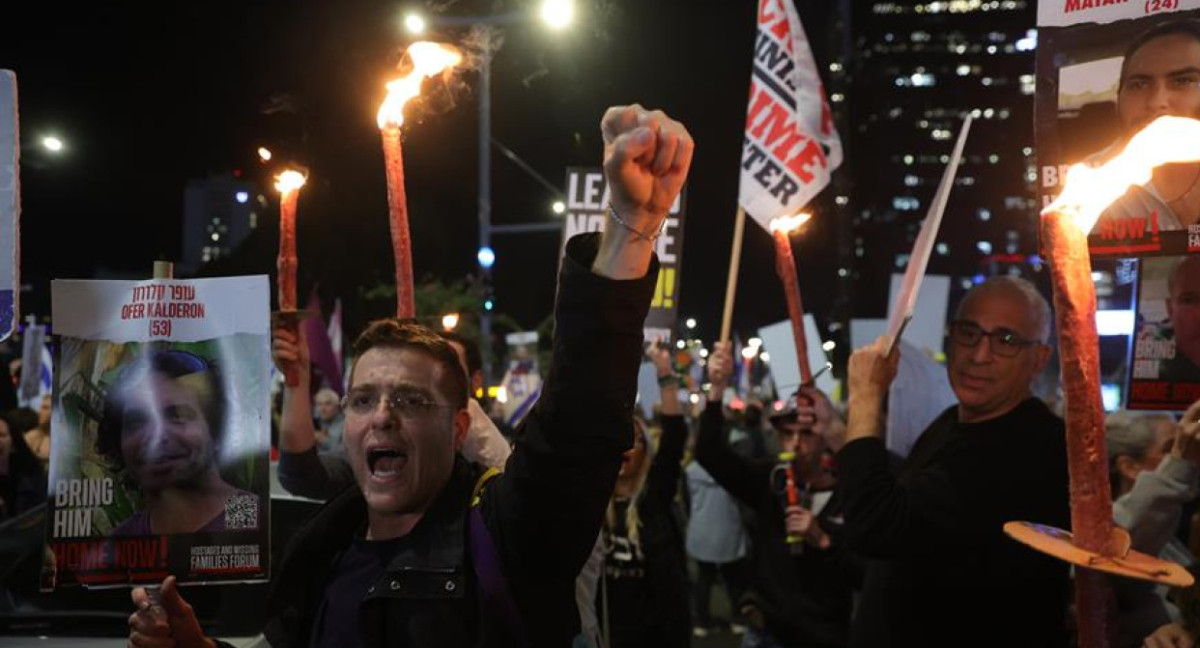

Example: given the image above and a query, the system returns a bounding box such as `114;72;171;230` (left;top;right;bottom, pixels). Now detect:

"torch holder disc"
1004;521;1194;587
271;309;318;327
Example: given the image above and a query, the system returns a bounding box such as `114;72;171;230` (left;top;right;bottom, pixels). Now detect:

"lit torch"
769;213;814;384
1005;116;1200;648
377;41;463;319
275;169;307;387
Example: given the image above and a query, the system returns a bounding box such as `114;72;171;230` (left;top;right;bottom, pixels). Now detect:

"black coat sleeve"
836;435;986;559
480;233;657;644
277;446;355;500
694;401;771;511
642;414;687;511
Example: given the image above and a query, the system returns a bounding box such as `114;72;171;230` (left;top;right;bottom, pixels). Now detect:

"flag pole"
719;206;747;344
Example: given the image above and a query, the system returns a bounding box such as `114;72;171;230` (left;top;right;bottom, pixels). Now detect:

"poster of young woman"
42;276;271;589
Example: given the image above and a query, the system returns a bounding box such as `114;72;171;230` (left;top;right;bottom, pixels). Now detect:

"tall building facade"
180;173;261;275
846;0;1040;323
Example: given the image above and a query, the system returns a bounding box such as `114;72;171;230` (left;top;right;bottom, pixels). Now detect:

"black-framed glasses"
341;388;455;419
947;320;1040;358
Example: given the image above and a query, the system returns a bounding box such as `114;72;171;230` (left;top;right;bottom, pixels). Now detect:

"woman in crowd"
597;344;690;648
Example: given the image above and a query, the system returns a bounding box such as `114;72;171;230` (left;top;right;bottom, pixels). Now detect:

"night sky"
3;1;845;345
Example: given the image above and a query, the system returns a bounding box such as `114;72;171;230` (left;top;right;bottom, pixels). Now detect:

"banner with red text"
1036;2;1200;257
739;0;842;228
42;276;270;589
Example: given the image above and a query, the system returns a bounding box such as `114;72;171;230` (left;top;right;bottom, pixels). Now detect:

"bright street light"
552;200;566;214
442;313;460;331
685;317;697;330
540;0;574;29
42;136;64;153
404;12;427;35
257;147;272;162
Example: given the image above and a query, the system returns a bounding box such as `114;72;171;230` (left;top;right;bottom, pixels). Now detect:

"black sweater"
695;402;860;648
837;398;1072;648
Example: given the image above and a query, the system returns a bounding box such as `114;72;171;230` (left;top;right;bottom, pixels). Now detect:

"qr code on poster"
224;494;259;530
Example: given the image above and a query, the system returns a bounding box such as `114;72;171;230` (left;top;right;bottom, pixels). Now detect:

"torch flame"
1045;116;1200;233
274;170;307;194
769;212;812;234
377;42;464;130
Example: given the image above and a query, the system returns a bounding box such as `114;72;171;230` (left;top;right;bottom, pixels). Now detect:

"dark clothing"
693;559;748;628
277;445;354;501
603;413;691;648
837;398;1072;648
695;402;860;648
230;233;656;648
0;457;45;521
309;534;406;648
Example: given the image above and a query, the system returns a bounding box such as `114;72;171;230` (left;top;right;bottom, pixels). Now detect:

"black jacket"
837;398;1072;648
239;233;656;648
695;402;860;648
603;413;691;647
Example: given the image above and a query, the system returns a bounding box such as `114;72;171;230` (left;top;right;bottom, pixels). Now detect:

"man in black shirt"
838;276;1072;648
125;104;694;648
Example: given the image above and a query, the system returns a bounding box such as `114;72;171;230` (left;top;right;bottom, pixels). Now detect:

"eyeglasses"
947;320;1040;358
341;388;455;419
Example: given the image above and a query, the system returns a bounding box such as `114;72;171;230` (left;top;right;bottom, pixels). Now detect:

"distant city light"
685;317;697;330
235;191;249;204
552;201;566;214
42;136;64;153
477;246;496;269
442;313;460;331
257;147;272;162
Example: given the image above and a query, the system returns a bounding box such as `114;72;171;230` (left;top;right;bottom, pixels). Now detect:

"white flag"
739;0;842;229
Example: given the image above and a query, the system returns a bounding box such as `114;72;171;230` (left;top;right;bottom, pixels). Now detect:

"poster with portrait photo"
1129;256;1200;409
41;276;271;589
1036;2;1200;258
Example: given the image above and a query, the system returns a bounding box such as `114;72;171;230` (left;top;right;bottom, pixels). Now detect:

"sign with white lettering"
563;167;686;341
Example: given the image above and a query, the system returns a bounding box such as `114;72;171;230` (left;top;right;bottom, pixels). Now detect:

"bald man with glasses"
832;276;1072;648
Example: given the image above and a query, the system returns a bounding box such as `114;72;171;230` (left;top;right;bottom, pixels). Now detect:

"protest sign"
0;71;17;341
563;167;686;341
1036;2;1200;257
43;276;271;589
1128;256;1200;409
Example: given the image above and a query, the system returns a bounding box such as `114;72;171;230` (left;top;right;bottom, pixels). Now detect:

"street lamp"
685;317;697;330
540;0;574;29
552;200;566;215
442;313;460;331
41;136;64;153
404;12;427;35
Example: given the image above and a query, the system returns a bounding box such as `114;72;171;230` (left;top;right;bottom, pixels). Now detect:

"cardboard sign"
43;276;271;589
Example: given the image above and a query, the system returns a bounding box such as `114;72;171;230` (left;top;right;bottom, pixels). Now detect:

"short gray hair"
1105;410;1173;461
955;276;1052;344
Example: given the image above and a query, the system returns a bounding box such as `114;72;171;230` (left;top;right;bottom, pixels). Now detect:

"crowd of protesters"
0;103;1195;647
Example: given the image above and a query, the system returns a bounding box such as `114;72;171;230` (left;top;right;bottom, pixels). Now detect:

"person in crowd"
1143;563;1200;648
697;343;860;648
0;412;46;521
23;393;51;469
685;444;749;637
312;388;345;453
1094;20;1200;229
839;276;1071;648
598;344;690;648
1108;405;1200;647
97;349;260;536
126;103;693;648
274;326;512;499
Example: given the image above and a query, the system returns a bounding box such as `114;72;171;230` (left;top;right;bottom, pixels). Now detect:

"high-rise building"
180;173;261;275
846;0;1040;321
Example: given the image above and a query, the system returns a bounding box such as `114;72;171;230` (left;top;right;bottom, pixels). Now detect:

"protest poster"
42;276;271;589
1128;256;1200;409
562;167;686;341
739;0;842;229
0;71;17;341
1036;2;1200;258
